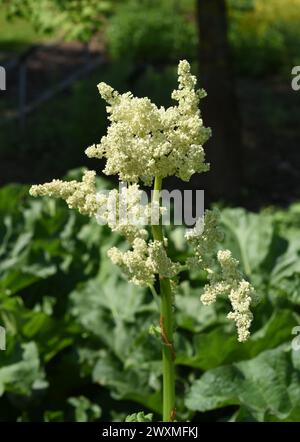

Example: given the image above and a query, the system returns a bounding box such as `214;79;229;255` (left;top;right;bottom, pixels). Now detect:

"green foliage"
228;0;300;76
0;9;47;55
125;411;153;422
1;176;300;421
68;396;101;422
0;0;118;42
186;347;300;422
0;342;47;396
106;0;197;64
228;0;255;12
220;208;274;277
1;0;299;76
105;0;300;75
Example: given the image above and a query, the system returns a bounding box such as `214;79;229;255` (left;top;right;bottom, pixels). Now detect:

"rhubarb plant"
29;60;255;422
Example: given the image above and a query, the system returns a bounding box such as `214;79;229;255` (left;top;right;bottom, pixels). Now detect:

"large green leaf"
175;282;219;333
185;346;300;421
70;263;162;413
220;208;274;276
92;352;162;414
0;342;47;396
177;309;298;370
270;230;300;283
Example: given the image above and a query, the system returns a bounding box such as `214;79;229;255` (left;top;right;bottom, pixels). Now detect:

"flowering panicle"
29;170;98;216
95;184;148;243
185;212;254;342
85;60;211;185
185;209;223;271
29;59;255;342
108;238;154;287
148;240;182;278
108;238;181;287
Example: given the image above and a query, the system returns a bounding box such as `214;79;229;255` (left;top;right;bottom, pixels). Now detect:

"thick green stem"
151;176;176;422
159;278;175;422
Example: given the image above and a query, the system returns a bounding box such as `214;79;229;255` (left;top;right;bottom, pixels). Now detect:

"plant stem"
151;176;176;422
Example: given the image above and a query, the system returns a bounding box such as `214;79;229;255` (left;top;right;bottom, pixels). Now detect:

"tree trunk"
196;0;242;200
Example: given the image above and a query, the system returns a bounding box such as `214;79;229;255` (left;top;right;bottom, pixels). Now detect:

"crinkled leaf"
176;282;218;333
68;395;102;422
0;342;48;396
92;352;162;414
177;309;298;370
220;208;274;276
125;411;153;422
186;347;300;421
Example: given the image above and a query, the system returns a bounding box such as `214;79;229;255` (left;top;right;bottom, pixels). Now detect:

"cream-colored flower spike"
185;211;255;342
85;60;211;185
29;170;99;216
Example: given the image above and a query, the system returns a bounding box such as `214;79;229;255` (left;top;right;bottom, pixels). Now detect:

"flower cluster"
29;170;98;216
29;60;255;342
185;211;254;342
108;238;181;287
85;60;211;185
95;184;149;243
30;175;161;244
29;171;180;287
185;209;224;271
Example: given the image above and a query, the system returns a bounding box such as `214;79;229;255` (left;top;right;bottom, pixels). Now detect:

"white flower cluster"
108;239;181;287
29;60;255;342
30;172;180;286
95;184;148;243
227;280;254;343
148;240;182;279
85;60;211;185
108;239;154;287
185;209;224;271
30;175;162;243
185;211;254;342
95;183;168;244
29;170;98;216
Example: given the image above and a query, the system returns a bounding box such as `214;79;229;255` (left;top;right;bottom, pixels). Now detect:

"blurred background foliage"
1;0;300;204
2;0;300;72
1;0;300;422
